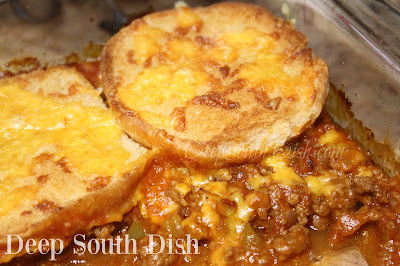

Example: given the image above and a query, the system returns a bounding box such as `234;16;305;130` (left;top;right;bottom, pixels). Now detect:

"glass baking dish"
0;0;399;265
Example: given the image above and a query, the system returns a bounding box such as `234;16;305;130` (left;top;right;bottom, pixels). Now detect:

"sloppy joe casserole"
1;2;399;266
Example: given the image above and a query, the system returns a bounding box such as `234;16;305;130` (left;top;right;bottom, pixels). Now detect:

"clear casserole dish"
0;0;399;265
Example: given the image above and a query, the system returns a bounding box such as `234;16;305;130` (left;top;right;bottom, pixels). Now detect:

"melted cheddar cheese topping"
0;84;136;214
0;84;136;177
118;7;317;130
263;154;305;186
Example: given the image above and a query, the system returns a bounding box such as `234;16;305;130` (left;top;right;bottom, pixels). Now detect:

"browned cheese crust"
101;2;328;166
0;66;156;263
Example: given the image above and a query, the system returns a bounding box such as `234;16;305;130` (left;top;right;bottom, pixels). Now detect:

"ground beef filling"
12;115;400;265
125;116;400;265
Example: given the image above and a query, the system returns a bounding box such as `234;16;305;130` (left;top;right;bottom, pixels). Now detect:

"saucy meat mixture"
8;62;400;265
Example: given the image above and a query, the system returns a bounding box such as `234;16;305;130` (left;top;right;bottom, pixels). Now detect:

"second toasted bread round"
101;2;328;166
0;67;156;262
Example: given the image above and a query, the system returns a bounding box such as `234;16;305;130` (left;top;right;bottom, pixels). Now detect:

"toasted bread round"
0;66;155;263
101;2;328;166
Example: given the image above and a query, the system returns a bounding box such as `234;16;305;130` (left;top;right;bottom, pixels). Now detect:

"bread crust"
0;151;155;263
0;66;156;262
101;2;328;167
